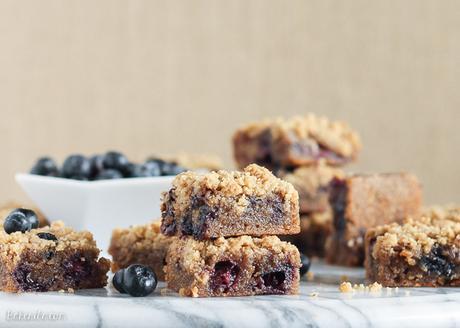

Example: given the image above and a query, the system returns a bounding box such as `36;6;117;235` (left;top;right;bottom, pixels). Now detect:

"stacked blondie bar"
160;164;301;297
232;115;359;258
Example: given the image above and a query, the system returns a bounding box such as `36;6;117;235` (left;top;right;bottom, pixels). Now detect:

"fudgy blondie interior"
233;115;361;169
327;173;422;266
165;235;300;297
161;164;300;239
366;207;460;287
109;221;175;281
0;221;110;292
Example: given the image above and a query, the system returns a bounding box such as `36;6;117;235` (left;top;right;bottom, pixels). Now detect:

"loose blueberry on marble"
4;209;38;234
95;169;124;180
300;254;311;276
122;264;157;297
62;154;91;180
112;269;127;294
30;157;59;177
102;151;130;175
36;232;58;241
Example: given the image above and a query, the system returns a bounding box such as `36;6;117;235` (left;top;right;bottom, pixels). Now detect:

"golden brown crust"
109;221;175;280
161;164;300;238
233;114;362;168
165;235;300;297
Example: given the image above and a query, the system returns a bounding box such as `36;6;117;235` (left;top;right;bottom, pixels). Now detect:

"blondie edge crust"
326;172;422;266
0;221;110;292
165;235;300;297
233;115;361;169
161;164;300;239
109;221;175;281
365;208;460;287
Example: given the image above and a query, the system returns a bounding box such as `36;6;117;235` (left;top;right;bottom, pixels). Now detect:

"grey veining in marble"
1;262;460;328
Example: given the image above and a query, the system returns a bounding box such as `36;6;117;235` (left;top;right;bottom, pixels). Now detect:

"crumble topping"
234;114;361;158
163;164;299;215
339;281;383;293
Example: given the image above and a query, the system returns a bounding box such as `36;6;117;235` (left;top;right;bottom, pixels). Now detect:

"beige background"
0;1;459;204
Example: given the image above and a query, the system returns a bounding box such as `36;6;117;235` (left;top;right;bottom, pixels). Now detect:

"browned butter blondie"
165;235;300;297
327;173;422;266
161;164;300;239
0;221;110;292
233;115;361;169
109;221;175;280
366;206;460;287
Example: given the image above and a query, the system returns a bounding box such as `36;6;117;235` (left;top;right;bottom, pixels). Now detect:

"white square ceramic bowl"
15;173;174;251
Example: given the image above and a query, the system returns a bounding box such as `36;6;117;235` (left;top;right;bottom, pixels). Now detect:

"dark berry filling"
262;271;286;291
419;245;455;280
36;232;58;241
329;178;348;232
210;260;240;293
13;263;54;292
62;253;92;286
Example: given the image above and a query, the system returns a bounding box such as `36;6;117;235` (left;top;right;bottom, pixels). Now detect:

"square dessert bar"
279;163;344;214
0;221;110;292
366;207;460;287
165;235;300;297
326;173;422;266
109;221;175;281
282;211;332;258
161;164;300;239
232;114;361;169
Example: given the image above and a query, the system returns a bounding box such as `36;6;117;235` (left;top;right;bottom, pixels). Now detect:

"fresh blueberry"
30;157;59;177
130;162;162;178
161;162;186;176
4;209;38;234
36;232;57;241
112;269;127;294
102;151;130;175
300;254;311;276
62;155;91;180
89;154;105;178
122;264;157;297
95;169;123;180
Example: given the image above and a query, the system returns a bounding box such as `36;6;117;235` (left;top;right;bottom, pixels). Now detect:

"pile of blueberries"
30;151;187;181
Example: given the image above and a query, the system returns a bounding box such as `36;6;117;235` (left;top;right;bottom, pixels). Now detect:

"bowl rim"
15;173;175;189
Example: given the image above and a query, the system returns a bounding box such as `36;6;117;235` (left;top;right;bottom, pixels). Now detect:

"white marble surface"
1;262;460;328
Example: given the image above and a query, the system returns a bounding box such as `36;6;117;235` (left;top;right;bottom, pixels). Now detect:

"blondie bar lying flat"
366;207;460;287
165;235;300;297
326;173;422;266
282;211;332;257
0;221;110;292
161;164;300;239
279;164;343;214
233;115;361;169
109;221;175;280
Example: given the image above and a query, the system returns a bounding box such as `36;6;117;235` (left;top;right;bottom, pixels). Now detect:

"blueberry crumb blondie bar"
165;235;300;297
0;221;110;292
365;207;460;287
161;164;300;239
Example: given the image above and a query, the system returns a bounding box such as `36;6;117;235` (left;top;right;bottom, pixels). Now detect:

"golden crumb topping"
164;164;299;215
0;221;99;265
234;114;361;158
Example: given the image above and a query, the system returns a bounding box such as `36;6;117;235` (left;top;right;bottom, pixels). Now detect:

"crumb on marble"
309;292;319;298
369;282;382;293
339;282;354;293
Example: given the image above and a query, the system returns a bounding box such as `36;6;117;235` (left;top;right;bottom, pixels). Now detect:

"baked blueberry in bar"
109;221;175;281
0;221;110;292
165;235;300;297
326;173;422;266
161;164;300;239
282;211;332;258
279;163;344;214
365;207;460;287
232;115;361;170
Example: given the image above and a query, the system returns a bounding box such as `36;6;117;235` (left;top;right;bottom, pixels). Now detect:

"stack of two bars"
110;164;302;297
